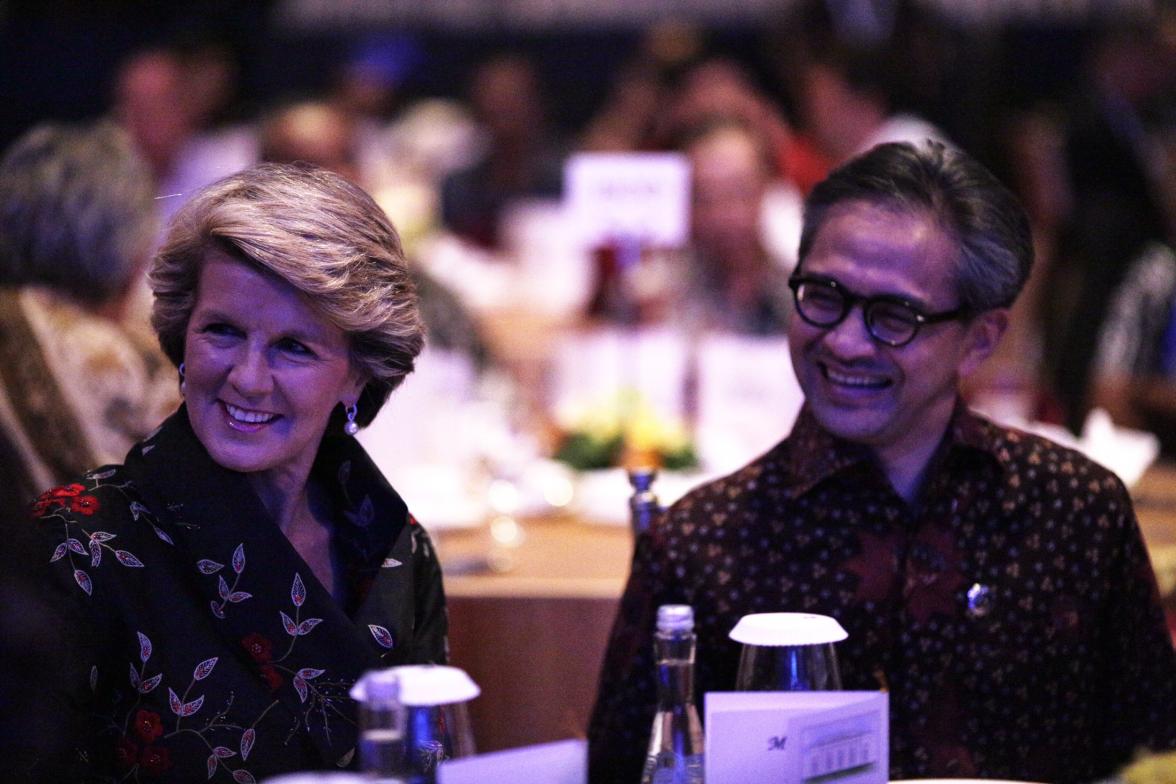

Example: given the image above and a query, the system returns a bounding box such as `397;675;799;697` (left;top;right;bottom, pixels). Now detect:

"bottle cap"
656;604;694;633
729;612;848;646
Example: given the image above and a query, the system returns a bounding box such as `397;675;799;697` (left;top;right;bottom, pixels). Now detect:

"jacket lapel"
314;431;414;660
124;407;403;767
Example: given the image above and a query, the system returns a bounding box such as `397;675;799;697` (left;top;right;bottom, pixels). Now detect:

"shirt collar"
778;399;1007;498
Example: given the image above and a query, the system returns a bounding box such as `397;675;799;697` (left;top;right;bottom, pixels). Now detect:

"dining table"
436;460;1176;755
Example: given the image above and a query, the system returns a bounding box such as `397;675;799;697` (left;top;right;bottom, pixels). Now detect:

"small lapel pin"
966;582;994;618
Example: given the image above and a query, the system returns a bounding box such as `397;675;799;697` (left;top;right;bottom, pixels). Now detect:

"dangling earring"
344;403;359;436
178;362;186;395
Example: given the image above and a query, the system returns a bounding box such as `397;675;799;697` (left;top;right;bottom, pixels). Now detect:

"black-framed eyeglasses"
788;275;966;347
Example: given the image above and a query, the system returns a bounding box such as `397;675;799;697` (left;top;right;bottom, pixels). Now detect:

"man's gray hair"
799;140;1034;313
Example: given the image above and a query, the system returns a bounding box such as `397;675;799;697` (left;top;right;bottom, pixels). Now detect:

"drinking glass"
729;612;847;691
392;665;480;779
350;665;479;784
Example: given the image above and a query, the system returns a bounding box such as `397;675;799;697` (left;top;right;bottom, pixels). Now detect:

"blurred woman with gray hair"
0;121;178;518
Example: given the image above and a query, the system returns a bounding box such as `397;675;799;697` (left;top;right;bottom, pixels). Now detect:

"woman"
0;121;178;518
6;163;446;782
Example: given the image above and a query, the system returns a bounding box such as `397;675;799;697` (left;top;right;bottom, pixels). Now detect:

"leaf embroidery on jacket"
259;574;350;727
53;463;369;781
368;624;396;649
205;543;253;619
35;476;149;596
113;631;260;782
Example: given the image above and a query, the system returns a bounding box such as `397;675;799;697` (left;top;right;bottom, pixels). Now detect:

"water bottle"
641;604;705;784
352;669;408;783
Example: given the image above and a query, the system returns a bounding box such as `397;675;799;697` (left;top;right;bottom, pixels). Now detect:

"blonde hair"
150;162;423;425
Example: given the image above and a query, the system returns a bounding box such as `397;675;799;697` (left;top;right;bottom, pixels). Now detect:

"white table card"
705;691;888;784
694;333;805;473
564;152;691;248
552;326;691;425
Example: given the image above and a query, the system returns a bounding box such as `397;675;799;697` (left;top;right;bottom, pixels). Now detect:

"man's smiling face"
789;199;998;465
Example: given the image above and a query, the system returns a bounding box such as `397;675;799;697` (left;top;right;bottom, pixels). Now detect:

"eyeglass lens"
793;280;923;346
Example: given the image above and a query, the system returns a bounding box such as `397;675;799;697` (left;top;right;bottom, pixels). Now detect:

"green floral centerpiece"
553;390;697;471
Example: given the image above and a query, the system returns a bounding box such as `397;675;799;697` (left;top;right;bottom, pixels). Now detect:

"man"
588;141;1176;783
675;117;797;336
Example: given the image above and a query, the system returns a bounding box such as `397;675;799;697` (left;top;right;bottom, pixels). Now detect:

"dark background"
0;0;1098;160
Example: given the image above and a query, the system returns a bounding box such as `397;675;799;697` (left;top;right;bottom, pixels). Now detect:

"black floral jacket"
3;406;447;783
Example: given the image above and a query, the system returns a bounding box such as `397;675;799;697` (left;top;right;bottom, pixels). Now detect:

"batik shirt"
588;403;1176;783
0;286;179;515
3;407;447;783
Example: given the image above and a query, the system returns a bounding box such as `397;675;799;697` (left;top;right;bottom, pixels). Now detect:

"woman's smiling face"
183;247;366;487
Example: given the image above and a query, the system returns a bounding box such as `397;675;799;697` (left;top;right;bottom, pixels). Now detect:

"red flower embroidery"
241;632;273;663
115;736;139;772
133;709;164;743
260;664;284;692
68;495;100;515
139;744;172;775
30;485;93;518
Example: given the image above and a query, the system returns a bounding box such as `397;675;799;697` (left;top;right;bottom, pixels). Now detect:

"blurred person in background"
653;58;796;182
582;57;803;331
669;117;796;335
578;20;710;154
772;0;949;178
1042;14;1176;434
258;96;489;368
0;121;178;521
259;97;362;184
2;163;447;781
113;44;256;227
1085;100;1176;452
112;47;197;191
325;35;483;250
589;140;1176;783
328;34;433;190
440;52;565;249
657;57;809;259
578;59;666;153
